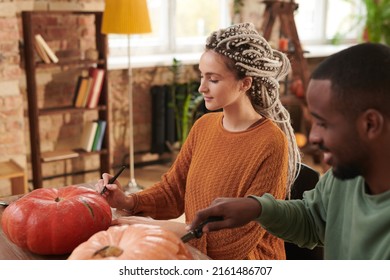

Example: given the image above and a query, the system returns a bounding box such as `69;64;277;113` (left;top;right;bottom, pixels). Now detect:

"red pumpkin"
1;185;112;255
68;224;193;260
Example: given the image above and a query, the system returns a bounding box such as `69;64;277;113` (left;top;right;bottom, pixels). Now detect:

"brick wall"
108;65;200;167
0;1;24;195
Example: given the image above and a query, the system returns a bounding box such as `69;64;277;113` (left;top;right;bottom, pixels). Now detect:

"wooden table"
0;193;209;260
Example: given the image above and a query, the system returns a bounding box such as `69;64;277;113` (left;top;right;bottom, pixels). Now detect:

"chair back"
285;163;324;260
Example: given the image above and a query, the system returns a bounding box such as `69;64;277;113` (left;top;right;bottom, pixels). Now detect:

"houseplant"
167;58;204;151
362;0;390;44
332;0;390;45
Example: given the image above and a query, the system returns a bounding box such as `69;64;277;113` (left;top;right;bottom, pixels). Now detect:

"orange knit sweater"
132;112;288;259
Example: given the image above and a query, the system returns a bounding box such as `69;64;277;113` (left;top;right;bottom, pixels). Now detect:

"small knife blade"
181;231;197;243
181;216;223;243
0;201;9;207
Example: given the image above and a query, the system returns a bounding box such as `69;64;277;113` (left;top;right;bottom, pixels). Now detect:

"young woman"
97;23;301;260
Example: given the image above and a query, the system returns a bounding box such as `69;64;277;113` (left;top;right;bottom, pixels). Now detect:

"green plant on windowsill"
332;0;390;45
233;0;244;15
363;0;390;44
167;58;204;152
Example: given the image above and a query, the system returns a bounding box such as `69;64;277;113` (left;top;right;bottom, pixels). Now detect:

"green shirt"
253;170;390;259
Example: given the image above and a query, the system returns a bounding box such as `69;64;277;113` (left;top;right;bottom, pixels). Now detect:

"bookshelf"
259;0;323;163
22;11;111;189
258;0;310;135
260;0;310;94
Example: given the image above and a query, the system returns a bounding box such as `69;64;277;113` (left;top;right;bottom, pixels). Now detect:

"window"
107;0;365;68
175;0;230;53
295;0;365;44
107;0;231;68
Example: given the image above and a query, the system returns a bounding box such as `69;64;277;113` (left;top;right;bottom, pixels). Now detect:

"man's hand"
189;197;262;233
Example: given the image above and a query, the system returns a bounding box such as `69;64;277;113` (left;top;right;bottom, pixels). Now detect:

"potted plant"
166;58;204;153
332;0;390;45
362;0;390;44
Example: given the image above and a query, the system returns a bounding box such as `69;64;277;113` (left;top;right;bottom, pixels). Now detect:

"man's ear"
359;109;384;140
241;76;253;92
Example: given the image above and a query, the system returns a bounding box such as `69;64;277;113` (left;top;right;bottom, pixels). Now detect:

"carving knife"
0;201;9;207
181;216;223;243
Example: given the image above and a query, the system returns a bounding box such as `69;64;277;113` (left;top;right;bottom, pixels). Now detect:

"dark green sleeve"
250;171;332;249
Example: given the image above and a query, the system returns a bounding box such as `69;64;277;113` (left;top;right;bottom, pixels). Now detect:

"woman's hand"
95;173;135;211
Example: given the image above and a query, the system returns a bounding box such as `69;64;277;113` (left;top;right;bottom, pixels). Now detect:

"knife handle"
193;216;224;238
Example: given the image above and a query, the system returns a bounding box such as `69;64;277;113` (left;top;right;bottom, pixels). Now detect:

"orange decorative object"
290;79;305;98
68;224;194;260
1;186;112;255
278;37;289;51
294;132;307;148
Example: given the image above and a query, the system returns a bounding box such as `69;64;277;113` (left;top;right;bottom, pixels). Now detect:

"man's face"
306;79;367;179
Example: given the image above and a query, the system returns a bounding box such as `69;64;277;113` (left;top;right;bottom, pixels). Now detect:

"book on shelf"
92;120;107;151
80;121;99;152
34;34;59;63
73;67;104;108
33;39;51;64
74;71;91;108
83;77;94;107
86;67;105;108
73;75;84;107
41;150;79;162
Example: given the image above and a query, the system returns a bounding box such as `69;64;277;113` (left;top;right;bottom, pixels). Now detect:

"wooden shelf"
259;0;310;135
260;0;310;93
40;149;108;163
35;58;106;69
22;11;111;189
38;105;107;116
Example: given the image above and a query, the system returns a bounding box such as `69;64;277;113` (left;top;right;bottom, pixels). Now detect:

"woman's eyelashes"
200;75;219;84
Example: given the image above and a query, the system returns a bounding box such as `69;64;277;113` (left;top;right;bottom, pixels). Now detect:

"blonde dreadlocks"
205;22;301;196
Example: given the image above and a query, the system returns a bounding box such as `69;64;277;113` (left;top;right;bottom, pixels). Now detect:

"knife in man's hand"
181;216;223;243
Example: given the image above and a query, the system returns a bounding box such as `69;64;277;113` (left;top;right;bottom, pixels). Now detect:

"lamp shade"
101;0;152;35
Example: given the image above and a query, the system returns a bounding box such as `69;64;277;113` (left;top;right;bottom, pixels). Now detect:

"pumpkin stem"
93;246;124;258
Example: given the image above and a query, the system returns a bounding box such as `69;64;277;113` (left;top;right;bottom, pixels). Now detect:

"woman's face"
198;51;249;111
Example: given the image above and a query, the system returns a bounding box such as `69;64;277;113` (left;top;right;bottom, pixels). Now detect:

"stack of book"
80;120;107;152
34;34;59;64
73;67;105;108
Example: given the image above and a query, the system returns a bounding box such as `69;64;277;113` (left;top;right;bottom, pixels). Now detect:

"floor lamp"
101;0;152;193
